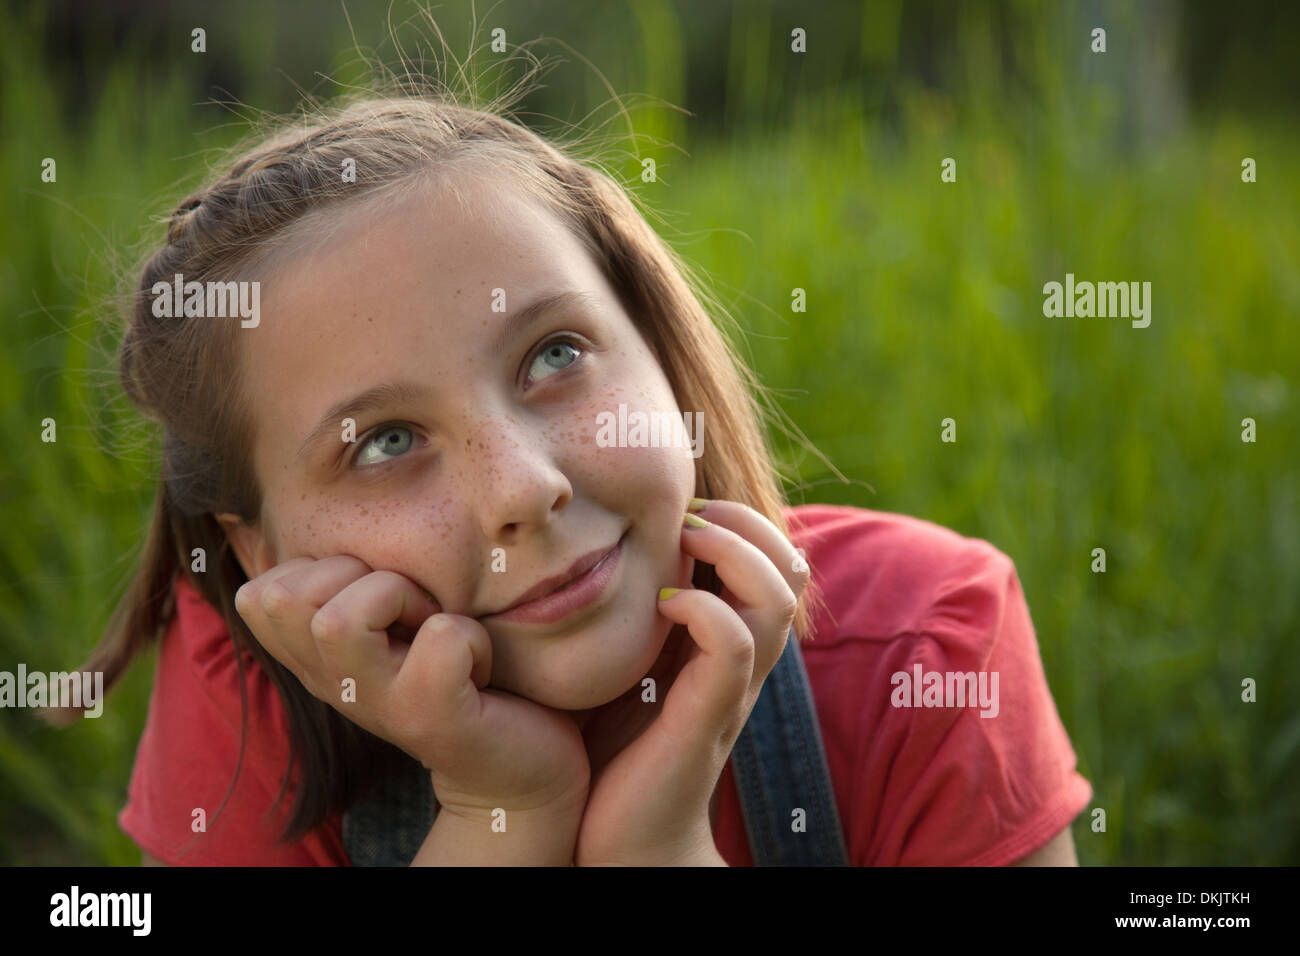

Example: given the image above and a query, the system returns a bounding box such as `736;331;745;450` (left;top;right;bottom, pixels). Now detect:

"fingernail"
658;587;681;601
683;512;709;529
687;497;710;513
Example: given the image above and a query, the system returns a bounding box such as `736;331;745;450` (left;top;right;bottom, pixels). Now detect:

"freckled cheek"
567;369;690;459
551;404;693;525
552;391;614;473
271;498;457;586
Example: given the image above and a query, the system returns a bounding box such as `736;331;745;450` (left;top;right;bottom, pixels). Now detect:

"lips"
488;535;623;617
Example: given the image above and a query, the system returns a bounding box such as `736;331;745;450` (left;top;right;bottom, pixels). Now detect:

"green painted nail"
658;587;681;601
687;497;710;512
683;512;709;529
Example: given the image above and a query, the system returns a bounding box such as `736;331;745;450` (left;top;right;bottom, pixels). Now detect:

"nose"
460;413;573;543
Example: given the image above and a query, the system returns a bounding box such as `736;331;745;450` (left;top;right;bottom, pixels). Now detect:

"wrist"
677;831;728;866
578;826;726;867
413;781;586;867
678;844;728;867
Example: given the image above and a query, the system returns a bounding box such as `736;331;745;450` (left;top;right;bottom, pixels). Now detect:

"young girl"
63;83;1091;866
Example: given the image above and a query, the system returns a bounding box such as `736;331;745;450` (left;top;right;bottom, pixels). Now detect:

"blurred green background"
1;0;1296;865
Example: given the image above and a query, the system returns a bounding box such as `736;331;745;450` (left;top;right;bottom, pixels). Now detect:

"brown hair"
44;33;830;852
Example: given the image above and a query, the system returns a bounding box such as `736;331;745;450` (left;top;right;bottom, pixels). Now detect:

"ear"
215;512;277;581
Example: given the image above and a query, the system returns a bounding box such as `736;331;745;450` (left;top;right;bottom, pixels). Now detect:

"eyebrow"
493;289;599;355
296;290;599;462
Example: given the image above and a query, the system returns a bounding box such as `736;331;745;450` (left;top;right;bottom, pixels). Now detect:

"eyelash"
347;333;588;470
522;333;586;390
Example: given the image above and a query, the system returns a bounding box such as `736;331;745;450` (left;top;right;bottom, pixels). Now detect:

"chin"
499;610;676;711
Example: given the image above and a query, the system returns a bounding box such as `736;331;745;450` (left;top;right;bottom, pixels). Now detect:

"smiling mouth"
484;531;626;624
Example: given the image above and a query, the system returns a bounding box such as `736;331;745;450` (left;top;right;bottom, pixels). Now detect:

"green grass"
1;0;1296;865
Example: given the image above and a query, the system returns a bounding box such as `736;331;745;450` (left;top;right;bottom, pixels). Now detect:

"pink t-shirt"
119;504;1091;865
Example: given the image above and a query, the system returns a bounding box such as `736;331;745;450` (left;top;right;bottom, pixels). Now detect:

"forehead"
244;170;610;360
234;168;621;444
261;169;593;315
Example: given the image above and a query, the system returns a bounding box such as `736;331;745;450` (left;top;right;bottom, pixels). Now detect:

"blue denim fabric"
340;746;436;867
728;629;850;865
342;628;848;866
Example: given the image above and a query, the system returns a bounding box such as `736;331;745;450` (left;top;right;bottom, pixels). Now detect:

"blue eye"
527;338;581;384
355;425;414;467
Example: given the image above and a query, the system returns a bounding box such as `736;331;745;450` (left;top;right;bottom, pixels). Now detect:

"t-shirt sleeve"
855;538;1091;866
117;576;347;866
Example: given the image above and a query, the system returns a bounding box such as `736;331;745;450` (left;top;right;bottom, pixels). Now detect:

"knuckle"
776;586;799;624
767;625;791;670
726;623;757;664
310;604;350;647
234;583;256;618
417;613;460;646
260;580;294;619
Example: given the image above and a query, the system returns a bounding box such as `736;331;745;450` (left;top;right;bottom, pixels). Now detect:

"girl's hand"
234;557;591;824
572;500;809;866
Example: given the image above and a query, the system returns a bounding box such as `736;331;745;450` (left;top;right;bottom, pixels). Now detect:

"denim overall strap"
728;629;851;865
342;753;436;867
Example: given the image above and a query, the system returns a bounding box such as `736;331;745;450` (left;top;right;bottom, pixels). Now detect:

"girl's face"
218;170;697;711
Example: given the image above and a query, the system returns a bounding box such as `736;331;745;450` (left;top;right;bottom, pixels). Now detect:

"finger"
390;613;495;766
309;570;443;699
398;618;580;804
678;513;797;674
233;557;325;675
686;499;810;599
653;588;755;747
233;557;315;624
237;556;373;682
257;555;375;619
